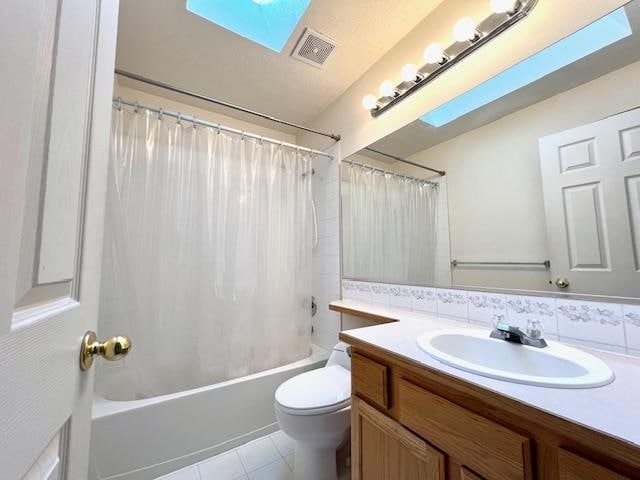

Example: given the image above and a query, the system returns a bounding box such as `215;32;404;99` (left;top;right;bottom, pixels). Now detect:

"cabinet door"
459;466;486;480
558;449;630;480
352;396;445;480
397;379;533;480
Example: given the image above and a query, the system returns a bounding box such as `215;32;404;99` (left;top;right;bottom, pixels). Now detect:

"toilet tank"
326;342;351;371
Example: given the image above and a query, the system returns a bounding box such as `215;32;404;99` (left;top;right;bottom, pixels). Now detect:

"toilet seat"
275;365;351;416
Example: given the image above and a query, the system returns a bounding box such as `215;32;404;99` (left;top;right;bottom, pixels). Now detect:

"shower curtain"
101;106;312;398
342;163;439;285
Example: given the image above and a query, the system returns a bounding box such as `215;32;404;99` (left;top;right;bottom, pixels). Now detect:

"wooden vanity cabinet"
346;343;640;480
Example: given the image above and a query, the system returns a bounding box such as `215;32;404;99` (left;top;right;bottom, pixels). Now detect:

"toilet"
275;342;351;480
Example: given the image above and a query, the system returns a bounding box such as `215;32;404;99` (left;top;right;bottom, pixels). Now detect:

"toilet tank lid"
275;365;351;412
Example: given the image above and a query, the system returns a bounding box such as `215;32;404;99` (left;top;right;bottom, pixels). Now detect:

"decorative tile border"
341;280;640;357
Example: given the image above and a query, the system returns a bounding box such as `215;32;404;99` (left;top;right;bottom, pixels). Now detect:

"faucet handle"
492;313;506;329
526;319;544;339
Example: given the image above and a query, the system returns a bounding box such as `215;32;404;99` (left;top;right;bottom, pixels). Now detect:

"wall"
342;280;640;358
310;149;342;351
395;60;640;291
301;0;627;158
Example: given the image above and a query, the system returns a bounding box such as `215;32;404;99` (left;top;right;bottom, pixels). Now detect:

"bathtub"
89;345;328;480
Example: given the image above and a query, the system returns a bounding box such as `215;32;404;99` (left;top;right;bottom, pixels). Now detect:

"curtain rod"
114;97;334;159
343;159;438;186
364;147;445;176
115;69;341;142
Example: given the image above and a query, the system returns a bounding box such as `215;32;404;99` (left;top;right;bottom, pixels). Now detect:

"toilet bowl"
275;342;351;480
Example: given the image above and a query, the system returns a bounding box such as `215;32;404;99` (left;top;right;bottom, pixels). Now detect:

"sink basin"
417;328;614;388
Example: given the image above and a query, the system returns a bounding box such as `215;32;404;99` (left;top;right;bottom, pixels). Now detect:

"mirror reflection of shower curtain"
101;107;312;398
343;163;438;285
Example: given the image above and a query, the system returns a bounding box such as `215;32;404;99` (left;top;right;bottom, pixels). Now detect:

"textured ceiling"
115;0;444;132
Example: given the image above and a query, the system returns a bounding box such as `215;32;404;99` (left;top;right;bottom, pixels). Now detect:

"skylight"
186;0;312;52
420;8;632;128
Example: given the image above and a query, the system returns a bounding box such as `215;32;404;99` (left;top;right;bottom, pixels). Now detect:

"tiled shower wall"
311;156;342;351
432;177;452;287
342;280;640;357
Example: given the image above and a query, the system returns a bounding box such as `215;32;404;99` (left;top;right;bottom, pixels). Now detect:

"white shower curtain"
342;163;439;285
101;106;312;398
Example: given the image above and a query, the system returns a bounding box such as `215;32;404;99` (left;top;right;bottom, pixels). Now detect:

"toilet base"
293;445;338;480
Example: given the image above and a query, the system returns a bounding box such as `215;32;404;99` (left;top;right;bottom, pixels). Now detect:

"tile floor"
157;430;350;480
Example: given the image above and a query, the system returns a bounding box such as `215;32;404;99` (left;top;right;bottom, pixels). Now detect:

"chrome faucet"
490;315;547;348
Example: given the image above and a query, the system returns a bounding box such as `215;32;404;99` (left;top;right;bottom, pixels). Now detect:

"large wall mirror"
341;0;640;300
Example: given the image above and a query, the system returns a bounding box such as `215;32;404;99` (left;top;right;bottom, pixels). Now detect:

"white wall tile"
353;281;372;302
467;292;506;327
341;280;639;357
312;273;340;296
436;288;468;319
623;304;640;351
370;283;390;306
505;295;558;337
341;280;357;300
312;311;341;336
556;299;625;347
312;329;339;351
389;284;412;310
410;287;437;313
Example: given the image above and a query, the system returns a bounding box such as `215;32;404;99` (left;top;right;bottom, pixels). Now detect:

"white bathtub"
89;345;328;480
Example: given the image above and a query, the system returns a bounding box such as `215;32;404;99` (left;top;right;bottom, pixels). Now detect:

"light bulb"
453;17;478;42
379;80;395;97
490;0;515;13
400;64;418;82
362;94;377;110
423;43;445;64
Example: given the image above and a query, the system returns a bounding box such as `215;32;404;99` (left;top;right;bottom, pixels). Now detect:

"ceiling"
368;2;640;162
115;0;444;133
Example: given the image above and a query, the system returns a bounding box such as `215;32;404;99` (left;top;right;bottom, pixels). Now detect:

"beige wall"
396;60;640;291
113;82;297;144
302;0;628;158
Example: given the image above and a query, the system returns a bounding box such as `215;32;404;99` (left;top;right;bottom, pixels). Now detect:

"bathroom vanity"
335;302;640;480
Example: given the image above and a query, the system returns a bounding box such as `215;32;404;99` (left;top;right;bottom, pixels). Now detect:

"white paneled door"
0;1;118;479
539;108;640;297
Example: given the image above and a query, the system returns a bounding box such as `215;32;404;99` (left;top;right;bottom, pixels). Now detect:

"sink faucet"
490;315;547;348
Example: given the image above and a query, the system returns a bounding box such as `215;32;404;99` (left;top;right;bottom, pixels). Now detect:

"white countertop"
334;299;640;448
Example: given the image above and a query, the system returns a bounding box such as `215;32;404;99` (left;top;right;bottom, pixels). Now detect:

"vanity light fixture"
362;0;538;118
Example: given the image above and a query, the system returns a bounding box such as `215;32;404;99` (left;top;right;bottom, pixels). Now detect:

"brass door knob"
80;330;132;371
555;277;570;289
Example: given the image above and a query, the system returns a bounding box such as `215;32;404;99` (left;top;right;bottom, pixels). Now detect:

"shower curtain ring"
259;136;264;145
192;116;197;129
116;97;122;111
177;113;182;126
216;124;221;135
158;107;164;120
133;101;139;113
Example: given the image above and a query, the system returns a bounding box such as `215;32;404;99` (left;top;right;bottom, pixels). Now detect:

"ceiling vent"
291;28;336;67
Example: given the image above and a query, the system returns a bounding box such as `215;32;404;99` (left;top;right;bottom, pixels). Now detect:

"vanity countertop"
334;299;640;449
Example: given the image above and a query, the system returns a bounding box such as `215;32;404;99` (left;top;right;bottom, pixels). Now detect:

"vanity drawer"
397;379;532;480
351;352;389;409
